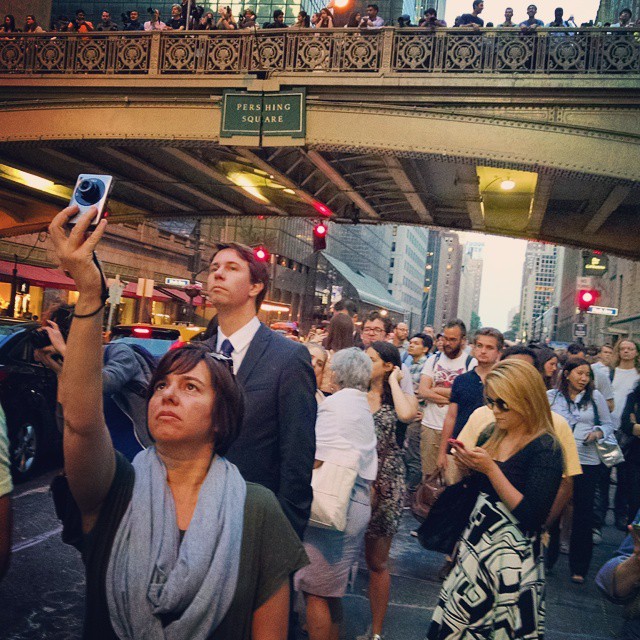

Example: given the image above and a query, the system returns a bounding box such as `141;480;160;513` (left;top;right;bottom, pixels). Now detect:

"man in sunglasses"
455;347;582;534
203;242;316;540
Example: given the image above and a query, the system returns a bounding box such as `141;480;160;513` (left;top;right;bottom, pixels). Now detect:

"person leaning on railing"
23;15;44;32
216;7;238;31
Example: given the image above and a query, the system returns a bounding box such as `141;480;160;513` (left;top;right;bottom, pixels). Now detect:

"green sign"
582;251;609;277
220;89;306;139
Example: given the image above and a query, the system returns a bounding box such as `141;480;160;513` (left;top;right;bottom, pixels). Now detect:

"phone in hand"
67;174;113;226
448;438;466;450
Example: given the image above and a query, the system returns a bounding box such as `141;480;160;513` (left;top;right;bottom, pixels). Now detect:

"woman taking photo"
49;206;307;640
296;348;377;640
548;357;614;584
428;359;563;640
364;342;416;640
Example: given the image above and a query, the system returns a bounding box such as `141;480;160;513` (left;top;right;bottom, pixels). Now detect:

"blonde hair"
482;359;555;456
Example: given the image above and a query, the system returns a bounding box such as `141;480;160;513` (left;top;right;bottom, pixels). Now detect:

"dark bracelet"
73;303;105;319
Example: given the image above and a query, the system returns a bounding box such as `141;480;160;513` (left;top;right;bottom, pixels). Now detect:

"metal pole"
189;219;202;324
184;0;192;30
8;254;18;318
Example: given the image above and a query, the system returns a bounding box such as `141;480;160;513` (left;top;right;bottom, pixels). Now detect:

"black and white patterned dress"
366;404;406;539
427;434;563;640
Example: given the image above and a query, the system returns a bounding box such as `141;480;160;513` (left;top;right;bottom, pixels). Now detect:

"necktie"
220;339;234;358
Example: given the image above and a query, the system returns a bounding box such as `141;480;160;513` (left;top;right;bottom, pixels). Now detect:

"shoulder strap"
592;397;601;427
465;354;473;371
610;368;615;382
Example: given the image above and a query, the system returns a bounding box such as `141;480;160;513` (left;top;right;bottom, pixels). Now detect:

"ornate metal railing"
0;27;638;76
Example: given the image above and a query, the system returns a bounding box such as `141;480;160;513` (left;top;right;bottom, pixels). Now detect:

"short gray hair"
330;347;372;392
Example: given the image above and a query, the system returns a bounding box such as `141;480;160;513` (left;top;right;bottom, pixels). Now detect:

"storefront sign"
220;89;306;145
165;277;190;288
582;251;609;277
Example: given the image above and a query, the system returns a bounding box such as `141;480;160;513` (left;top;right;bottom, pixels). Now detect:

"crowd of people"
1;203;640;640
2;2;639;35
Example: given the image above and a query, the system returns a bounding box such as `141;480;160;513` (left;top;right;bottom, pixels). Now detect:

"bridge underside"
0;89;639;259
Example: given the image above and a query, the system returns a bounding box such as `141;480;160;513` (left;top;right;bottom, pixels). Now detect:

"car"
108;324;182;358
0;319;60;482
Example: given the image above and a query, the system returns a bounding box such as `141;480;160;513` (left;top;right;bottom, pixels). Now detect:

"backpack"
432;351;475;372
104;342;157;397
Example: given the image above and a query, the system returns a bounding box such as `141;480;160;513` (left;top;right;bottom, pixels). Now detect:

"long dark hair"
147;343;244;456
326;313;354;352
557;356;594;410
536;348;558;390
370;340;401;407
346;11;361;26
3;14;17;31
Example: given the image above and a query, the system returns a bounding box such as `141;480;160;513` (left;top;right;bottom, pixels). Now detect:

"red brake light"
170;339;186;350
132;327;152;338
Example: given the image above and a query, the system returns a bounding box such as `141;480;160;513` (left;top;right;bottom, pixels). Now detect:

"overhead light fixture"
0;163;71;198
500;179;516;191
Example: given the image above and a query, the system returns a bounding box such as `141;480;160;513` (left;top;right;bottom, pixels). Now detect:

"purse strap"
592;398;601;427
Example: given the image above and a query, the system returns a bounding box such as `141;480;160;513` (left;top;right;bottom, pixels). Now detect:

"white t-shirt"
612;367;640;428
591;362;614;401
420;352;477;430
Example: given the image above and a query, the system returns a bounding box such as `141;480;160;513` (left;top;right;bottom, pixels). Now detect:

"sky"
444;0;601;25
458;231;527;332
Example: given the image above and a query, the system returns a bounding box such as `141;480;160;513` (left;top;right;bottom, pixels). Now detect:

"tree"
510;312;521;335
470;311;482;334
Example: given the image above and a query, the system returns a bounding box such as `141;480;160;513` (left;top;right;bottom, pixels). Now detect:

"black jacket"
204;323;316;538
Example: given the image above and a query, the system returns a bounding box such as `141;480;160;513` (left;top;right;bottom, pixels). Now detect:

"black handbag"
416;475;479;555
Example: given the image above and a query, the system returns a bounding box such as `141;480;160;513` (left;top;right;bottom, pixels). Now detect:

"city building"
388;225;429;333
457;241;483;334
423;230;462;331
518;241;560;343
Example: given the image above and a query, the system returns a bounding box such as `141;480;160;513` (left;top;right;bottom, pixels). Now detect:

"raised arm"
49;206;115;521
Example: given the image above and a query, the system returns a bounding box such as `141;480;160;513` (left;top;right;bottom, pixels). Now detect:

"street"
0;469;627;640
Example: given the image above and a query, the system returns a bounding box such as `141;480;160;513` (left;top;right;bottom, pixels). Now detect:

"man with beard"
418;319;476;478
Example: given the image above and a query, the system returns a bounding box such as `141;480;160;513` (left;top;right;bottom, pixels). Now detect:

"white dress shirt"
216;315;261;372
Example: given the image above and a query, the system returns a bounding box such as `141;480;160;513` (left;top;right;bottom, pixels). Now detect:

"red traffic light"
314;223;328;238
254;246;270;262
577;289;599;311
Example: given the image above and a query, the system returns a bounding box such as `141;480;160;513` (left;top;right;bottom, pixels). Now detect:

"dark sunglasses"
208;351;234;374
485;396;510;412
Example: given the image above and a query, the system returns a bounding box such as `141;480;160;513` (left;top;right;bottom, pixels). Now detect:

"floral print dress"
366;404;406;539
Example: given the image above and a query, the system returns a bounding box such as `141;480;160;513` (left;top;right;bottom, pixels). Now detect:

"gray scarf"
106;447;246;640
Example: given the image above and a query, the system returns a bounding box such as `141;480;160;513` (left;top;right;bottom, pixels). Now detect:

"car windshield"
0;322;31;348
109;336;174;358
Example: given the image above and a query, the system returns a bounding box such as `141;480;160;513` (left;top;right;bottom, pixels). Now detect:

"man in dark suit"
203;242;316;539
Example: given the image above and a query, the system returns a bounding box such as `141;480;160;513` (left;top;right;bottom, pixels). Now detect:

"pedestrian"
144;8;167;30
498;6;516;27
457;0;484;29
391;322;409;362
437;327;504;475
202;242;317;540
537;347;559;390
296;348;377;640
0;403;11;581
611;340;640;530
48;205;308;640
620;382;640;525
305;342;329;405
363;341;416;640
23;15;44;32
428;359;563;639
519;3;544;29
548;357;615;583
1;14;19;32
403;333;433;497
68;9;94;32
360;4;384;28
95;10;118;30
596;510;640;640
418;319;476;479
456;348;582;571
33;304;154;461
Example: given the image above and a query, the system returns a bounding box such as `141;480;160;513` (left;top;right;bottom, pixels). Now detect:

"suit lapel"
236;323;271;386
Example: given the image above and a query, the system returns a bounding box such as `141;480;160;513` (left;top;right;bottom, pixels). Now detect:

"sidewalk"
305;511;627;640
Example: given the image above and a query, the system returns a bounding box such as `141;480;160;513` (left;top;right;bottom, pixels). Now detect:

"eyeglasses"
208;351;234;374
485;396;510;412
362;327;386;335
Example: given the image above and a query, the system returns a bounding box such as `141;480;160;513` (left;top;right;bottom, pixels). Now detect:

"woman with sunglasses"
428;359;563;640
48;205;307;640
547;356;614;584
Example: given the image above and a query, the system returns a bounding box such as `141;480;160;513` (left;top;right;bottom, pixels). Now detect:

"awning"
122;282;173;303
156;286;210;307
322;254;405;314
0;259;76;290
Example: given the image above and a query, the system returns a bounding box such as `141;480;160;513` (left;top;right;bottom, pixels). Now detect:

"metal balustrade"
0;27;638;76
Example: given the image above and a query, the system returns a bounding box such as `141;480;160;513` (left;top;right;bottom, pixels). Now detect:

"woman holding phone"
548;357;614;584
428;359;563;640
49;205;307;640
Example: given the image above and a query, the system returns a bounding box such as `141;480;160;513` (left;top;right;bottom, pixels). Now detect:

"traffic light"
577;289;599;312
253;246;270;262
313;222;328;252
